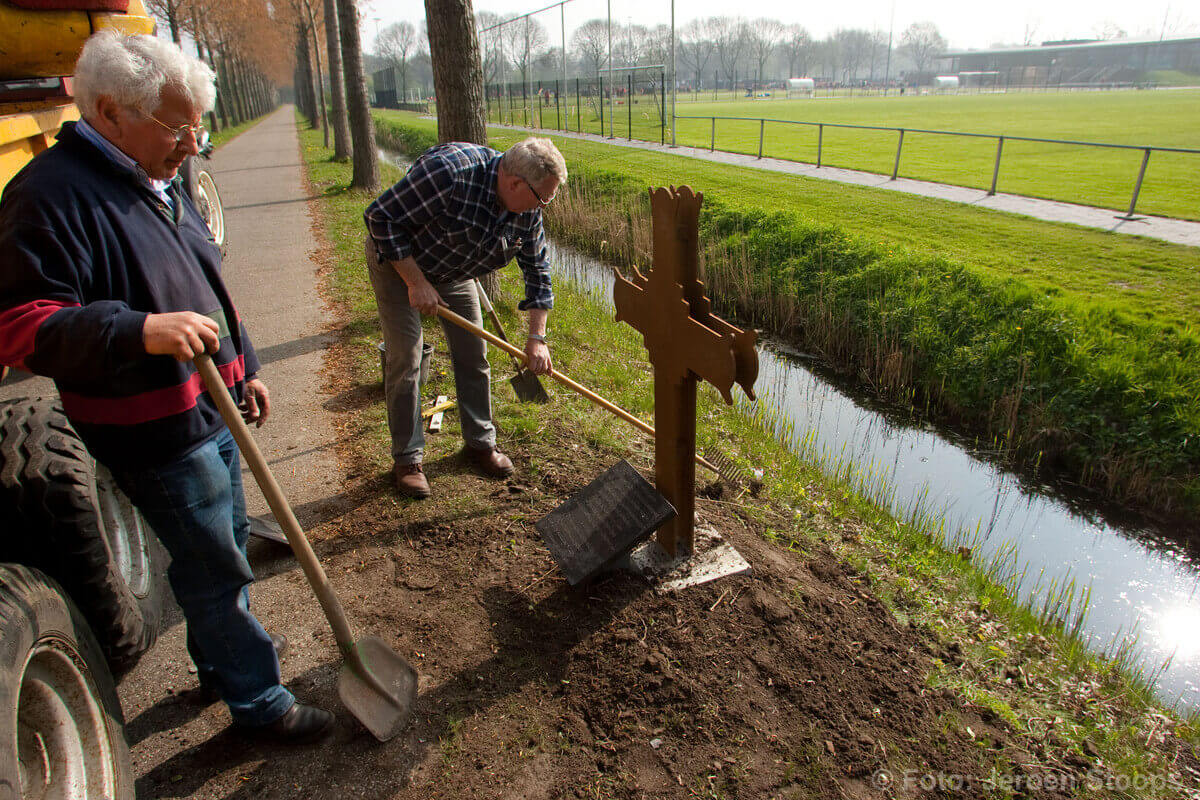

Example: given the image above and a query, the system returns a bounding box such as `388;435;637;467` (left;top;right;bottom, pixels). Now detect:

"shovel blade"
248;514;289;547
510;369;550;404
336;635;418;742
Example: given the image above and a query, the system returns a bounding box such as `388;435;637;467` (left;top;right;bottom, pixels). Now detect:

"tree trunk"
425;0;489;293
336;0;378;191
242;60;258;118
322;0;351;159
254;71;266;116
309;40;324;132
230;56;248;122
424;0;487;145
300;0;329;146
255;68;266;117
191;15;221;132
213;49;235;126
166;2;179;44
295;34;315;123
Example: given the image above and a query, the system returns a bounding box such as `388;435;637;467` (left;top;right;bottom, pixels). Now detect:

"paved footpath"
203;106;341;521
494;123;1200;248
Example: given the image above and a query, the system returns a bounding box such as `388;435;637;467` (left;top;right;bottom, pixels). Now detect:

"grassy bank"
487;90;1200;219
299;119;1199;798
373;110;1200;525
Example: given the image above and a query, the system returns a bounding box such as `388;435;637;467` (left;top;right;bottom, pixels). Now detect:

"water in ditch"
379;148;1199;709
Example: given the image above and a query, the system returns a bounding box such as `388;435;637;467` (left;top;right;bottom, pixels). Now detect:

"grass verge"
299;115;1199;798
374;110;1200;525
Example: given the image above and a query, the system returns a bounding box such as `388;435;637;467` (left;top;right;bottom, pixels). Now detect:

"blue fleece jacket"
0;121;259;468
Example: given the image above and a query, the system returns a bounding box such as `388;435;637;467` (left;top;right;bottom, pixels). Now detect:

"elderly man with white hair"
364;137;567;499
0;32;333;742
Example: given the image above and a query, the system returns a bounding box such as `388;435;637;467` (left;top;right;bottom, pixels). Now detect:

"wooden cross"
613;186;758;556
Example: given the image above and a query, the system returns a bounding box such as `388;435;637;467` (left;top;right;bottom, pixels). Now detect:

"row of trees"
664;19;948;87
145;0;492;200
143;0;294;131
468;15;949;90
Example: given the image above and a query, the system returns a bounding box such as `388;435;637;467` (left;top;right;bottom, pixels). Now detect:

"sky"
362;0;1196;54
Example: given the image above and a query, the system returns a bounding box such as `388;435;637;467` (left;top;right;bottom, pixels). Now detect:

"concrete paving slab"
492;124;1200;248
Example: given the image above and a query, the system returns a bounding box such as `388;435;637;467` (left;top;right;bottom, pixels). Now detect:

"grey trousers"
366;239;495;465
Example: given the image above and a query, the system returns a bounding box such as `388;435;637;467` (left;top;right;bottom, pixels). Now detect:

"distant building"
940;36;1200;87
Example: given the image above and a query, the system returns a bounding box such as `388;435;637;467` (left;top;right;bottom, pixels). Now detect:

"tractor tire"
180;155;226;251
0;564;134;800
0;397;167;670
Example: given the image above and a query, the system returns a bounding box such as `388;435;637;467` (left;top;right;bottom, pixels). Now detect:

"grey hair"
74;30;216;120
501;137;568;184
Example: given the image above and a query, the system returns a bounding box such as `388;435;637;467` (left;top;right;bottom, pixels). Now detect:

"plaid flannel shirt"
364;143;553;310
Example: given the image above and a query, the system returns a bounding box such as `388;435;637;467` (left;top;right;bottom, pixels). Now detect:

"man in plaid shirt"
364;137;567;498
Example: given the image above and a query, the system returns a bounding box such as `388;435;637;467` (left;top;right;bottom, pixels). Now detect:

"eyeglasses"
522;177;556;207
144;112;205;144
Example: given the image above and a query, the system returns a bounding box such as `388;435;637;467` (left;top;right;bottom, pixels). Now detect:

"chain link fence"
485;70;667;144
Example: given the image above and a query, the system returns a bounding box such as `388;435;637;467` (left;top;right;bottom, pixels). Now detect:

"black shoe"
242;702;334;744
196;632;289;702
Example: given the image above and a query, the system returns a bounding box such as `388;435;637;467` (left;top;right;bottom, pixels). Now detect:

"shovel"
473;279;550;404
434;306;728;481
194;354;417;742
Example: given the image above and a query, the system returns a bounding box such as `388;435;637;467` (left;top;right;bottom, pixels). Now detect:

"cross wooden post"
613;186;758;556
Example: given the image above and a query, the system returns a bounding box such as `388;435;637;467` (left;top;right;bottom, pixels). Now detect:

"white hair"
74;30;216;120
501;137;568;184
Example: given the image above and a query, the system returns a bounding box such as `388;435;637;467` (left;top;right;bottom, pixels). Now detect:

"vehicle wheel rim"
17;638;119;800
197;171;225;247
93;463;152;598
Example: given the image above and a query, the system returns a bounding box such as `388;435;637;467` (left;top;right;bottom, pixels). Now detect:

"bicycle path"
492;123;1200;248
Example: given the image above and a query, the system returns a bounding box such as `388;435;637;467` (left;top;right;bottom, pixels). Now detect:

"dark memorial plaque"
536;460;676;586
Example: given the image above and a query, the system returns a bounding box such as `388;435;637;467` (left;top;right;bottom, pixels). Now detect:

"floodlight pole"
561;4;567;123
607;0;614;138
670;0;676;146
883;0;894;95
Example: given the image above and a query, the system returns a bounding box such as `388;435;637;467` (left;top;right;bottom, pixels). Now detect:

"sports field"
489;89;1200;219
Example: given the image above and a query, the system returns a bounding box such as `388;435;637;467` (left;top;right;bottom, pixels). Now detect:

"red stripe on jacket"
0;300;81;369
60;356;246;425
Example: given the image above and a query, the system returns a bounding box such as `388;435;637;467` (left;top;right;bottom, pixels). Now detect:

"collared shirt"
75;118;174;210
364;143;553;310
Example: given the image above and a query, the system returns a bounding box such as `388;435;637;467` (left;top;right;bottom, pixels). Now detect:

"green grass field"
487;89;1200;220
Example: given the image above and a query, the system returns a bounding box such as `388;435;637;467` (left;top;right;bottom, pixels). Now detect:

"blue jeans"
110;428;294;726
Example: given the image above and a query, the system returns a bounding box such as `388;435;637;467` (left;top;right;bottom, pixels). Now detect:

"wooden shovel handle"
433;306;721;477
194;354;357;653
473;279;525;372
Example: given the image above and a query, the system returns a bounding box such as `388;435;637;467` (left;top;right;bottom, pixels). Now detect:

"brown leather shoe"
463;445;514;478
393;463;430;498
